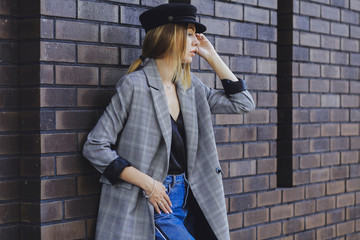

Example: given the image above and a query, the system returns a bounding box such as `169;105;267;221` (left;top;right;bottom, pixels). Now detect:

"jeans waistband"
163;172;187;185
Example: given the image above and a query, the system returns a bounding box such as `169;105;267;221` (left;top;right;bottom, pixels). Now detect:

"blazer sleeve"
82;75;134;182
191;73;255;114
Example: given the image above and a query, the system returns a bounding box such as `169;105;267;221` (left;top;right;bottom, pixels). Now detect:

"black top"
102;78;248;185
168;111;187;174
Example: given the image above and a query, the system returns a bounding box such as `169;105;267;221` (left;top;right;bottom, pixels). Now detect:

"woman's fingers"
148;181;173;214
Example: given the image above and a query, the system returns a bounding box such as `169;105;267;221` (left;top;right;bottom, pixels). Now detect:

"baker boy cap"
139;3;207;33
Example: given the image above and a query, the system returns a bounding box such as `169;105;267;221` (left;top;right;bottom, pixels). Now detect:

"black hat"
139;3;206;33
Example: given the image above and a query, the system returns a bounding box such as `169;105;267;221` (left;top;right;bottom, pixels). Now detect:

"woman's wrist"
142;176;155;194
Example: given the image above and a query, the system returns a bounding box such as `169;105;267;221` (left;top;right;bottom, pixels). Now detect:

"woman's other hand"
146;180;173;214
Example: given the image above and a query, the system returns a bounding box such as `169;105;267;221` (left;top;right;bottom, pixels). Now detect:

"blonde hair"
128;24;192;89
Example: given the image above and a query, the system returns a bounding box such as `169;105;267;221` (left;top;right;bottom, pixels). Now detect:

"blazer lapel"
176;81;199;176
142;59;172;162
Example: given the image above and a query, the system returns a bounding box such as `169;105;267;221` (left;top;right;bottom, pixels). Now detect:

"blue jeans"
154;173;195;240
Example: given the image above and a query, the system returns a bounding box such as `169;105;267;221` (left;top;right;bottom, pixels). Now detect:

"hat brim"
175;20;207;33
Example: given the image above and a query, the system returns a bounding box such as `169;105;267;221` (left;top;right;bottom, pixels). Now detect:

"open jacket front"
83;59;255;240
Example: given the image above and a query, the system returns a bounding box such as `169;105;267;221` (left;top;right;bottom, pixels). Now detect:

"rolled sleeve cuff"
103;157;131;185
221;78;247;94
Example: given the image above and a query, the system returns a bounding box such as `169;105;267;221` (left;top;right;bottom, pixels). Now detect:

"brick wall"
0;0;21;238
0;0;359;239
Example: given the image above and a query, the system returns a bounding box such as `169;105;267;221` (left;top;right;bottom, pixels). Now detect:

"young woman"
83;3;255;240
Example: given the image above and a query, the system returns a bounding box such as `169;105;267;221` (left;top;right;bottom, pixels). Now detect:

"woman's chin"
181;57;193;64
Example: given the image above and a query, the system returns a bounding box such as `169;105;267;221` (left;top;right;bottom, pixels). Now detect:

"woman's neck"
155;57;176;85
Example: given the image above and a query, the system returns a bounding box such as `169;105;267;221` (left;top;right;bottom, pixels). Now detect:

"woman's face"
182;24;199;64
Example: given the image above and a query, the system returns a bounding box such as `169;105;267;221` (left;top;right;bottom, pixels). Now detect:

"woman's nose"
193;37;199;46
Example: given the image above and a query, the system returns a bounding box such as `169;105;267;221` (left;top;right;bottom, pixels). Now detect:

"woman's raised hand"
195;33;217;61
146;180;173;214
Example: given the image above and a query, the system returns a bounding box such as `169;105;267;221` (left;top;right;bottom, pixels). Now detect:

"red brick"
341;123;359;136
217;140;244;159
41;178;76;200
228;212;242;230
244;142;269;158
331;166;349;180
86;218;97;239
78;45;119;65
257;222;281;239
56;111;98;130
283;217;305;234
293;170;310;186
305;213;325;230
321;123;340;137
257;158;276;174
331;80;349;93
306;183;325;198
0;203;19;224
65;197;99;219
316;196;335;211
40;42;76;62
41;133;77;153
230;126;256;142
100;67;128;86
244;110;269;124
310;168;330;183
40;88;76;107
0;89;19;108
214;127;229;143
230;227;256;240
41;220;86;240
41;0;76;18
0;158;19;178
283;187;305;203
223;178;243;195
200;18;229;36
244;208;268;227
326;180;345;195
78;0;118;22
294;230;315;240
337;193;355;208
55;66;98;85
257;126;277;140
244;175;269;192
230;194;256;211
330;137;349;151
337;221;355;236
56;21;98;42
351;136;360;150
77;175;101;195
300;154;320;169
327;209;345;224
300;124;320;138
216;37;243;55
321;152;340;166
77;88;114;108
316;225;336;239
220;163;229;179
0;135;19;155
331;109;349;122
40;202;63;222
0;181;19;201
310;138;330;152
271;204;293;221
346;178;360;192
229;160;256;177
215;114;243;125
258;190;281;207
56;155;94;175
0;112;18;131
347;206;360;220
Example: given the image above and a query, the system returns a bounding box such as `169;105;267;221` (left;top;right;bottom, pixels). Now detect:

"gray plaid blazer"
83;59;255;240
